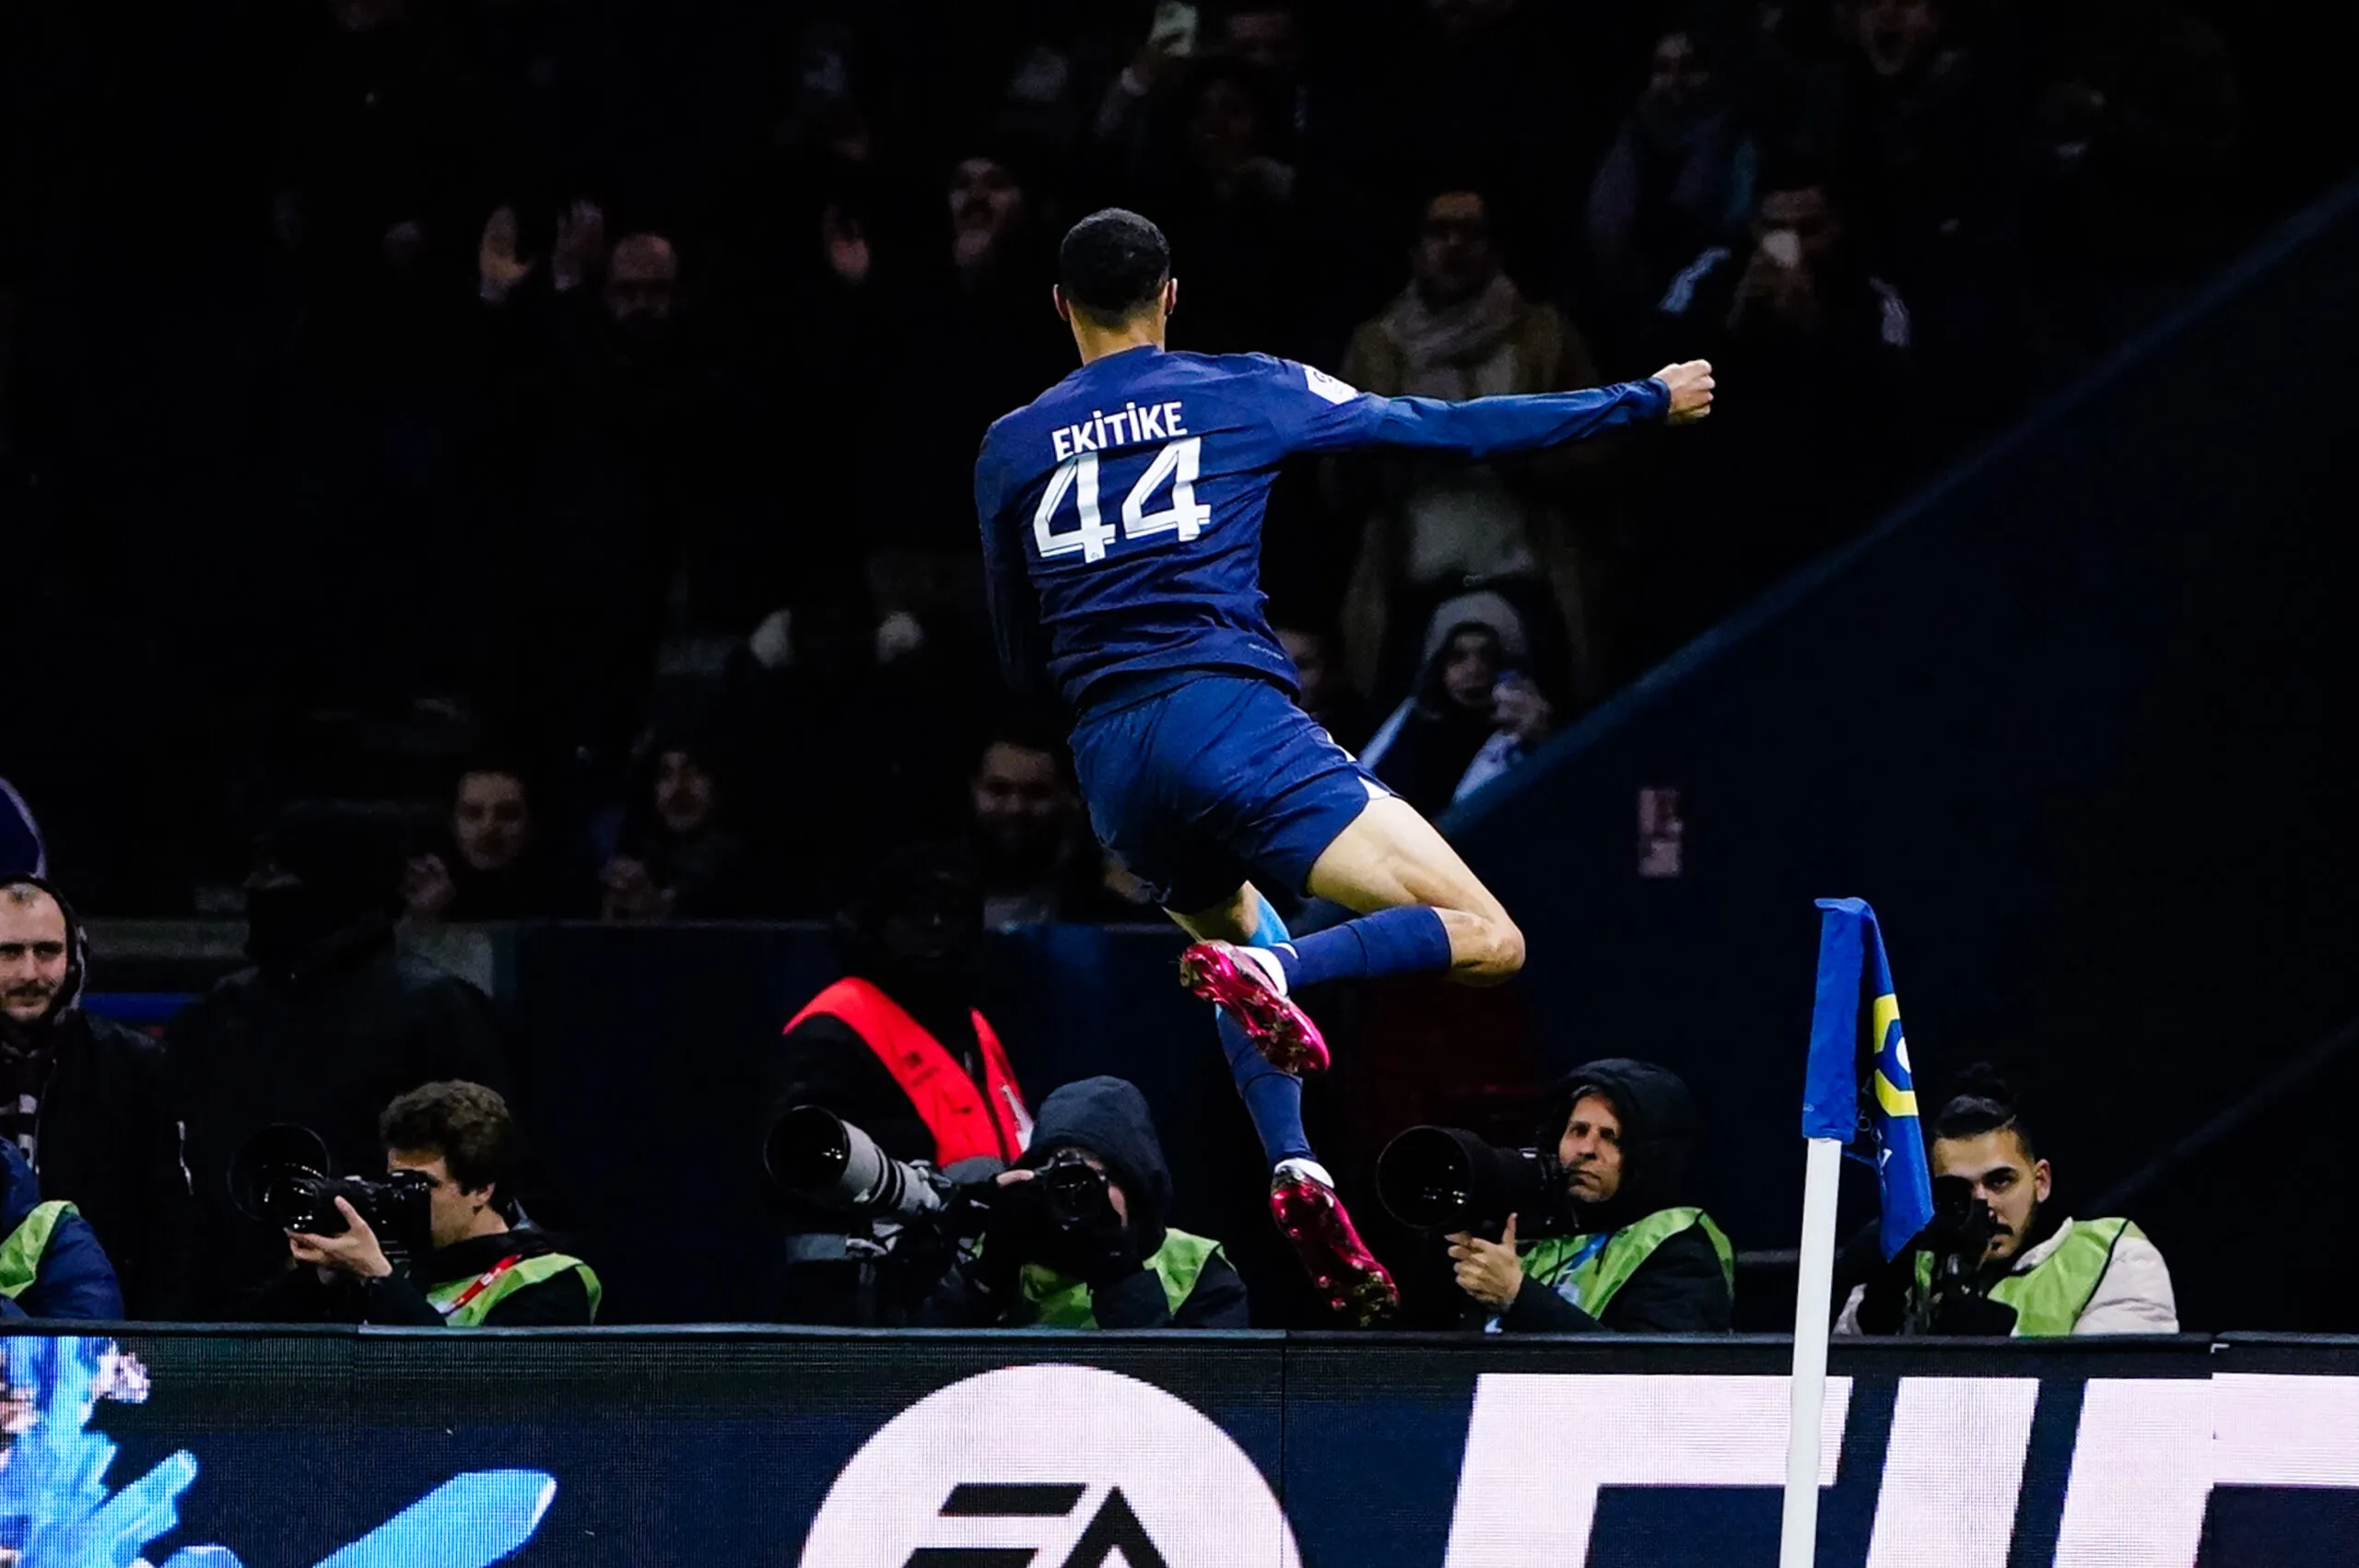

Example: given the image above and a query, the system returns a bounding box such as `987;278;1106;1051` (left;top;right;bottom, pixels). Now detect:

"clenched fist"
1653;359;1716;424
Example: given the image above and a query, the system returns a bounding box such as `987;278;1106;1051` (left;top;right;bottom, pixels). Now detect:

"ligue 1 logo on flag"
799;1364;1301;1568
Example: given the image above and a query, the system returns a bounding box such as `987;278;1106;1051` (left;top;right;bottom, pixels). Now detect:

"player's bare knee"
1485;917;1527;980
1456;913;1526;985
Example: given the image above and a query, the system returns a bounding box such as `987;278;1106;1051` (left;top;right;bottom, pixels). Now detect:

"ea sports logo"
798;1364;1301;1568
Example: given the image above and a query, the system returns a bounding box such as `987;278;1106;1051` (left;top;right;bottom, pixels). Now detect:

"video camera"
1375;1125;1564;1236
228;1125;432;1255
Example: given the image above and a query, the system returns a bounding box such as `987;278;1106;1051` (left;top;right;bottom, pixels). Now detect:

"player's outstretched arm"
1276;357;1714;461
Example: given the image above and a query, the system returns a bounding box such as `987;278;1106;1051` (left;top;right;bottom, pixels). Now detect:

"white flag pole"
1779;1134;1845;1568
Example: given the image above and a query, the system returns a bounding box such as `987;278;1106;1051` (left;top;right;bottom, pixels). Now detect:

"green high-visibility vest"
1517;1207;1735;1319
1015;1230;1224;1328
1911;1217;2138;1337
0;1200;75;1300
424;1251;603;1327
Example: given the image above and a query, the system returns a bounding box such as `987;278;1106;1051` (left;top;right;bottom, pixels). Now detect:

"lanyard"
1483;1230;1615;1333
438;1254;526;1318
1550;1232;1615;1308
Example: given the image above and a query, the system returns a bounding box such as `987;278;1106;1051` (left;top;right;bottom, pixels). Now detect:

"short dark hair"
1931;1065;2036;1163
380;1081;518;1197
1059;208;1170;326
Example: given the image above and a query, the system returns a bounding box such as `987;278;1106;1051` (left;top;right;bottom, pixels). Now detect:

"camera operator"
1837;1068;2177;1337
1448;1059;1733;1332
0;1139;123;1319
763;845;1032;1323
252;1082;598;1327
921;1076;1248;1329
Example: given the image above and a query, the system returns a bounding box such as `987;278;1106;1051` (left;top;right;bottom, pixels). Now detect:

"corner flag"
1801;896;1934;1259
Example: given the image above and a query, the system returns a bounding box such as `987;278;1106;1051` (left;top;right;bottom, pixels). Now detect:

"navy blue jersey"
976;347;1670;714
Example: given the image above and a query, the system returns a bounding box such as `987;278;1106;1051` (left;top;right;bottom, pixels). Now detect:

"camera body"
1033;1146;1114;1229
228;1125;433;1258
1918;1173;2008;1331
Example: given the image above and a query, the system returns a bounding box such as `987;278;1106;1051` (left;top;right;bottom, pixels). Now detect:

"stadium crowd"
3;0;2294;919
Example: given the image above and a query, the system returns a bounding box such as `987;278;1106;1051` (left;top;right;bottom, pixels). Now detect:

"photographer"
763;845;1031;1323
252;1082;598;1327
921;1076;1248;1329
1447;1059;1733;1332
1837;1070;2176;1337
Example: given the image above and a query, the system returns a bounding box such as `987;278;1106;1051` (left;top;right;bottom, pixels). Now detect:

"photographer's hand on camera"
287;1198;394;1281
1447;1214;1525;1313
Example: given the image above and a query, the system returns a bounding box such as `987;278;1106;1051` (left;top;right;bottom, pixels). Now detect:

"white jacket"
1835;1214;2178;1335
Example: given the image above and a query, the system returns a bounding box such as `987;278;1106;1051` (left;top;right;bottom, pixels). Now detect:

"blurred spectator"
857;146;1074;626
1646;164;1918;622
968;726;1144;929
1373;0;1648;274
2023;0;2238;308
1333;188;1602;707
474;222;764;760
1737;0;1851;165
0;878;194;1318
0;781;40;879
1837;0;2019;311
170;801;511;1318
1360;596;1557;818
401;761;592;926
1587;28;1760;325
1277;625;1374;754
1138;58;1315;356
602;727;761;921
1098;5;1324;170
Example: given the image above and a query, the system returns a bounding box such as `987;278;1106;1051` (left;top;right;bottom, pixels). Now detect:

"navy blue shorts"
1069;674;1387;914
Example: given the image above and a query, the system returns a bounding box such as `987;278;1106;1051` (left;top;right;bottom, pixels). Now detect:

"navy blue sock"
1220;1012;1313;1165
1217;895;1314;1166
1267;906;1453;991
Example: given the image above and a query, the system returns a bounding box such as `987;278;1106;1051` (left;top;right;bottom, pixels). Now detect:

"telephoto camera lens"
765;1106;946;1222
1375;1125;1561;1233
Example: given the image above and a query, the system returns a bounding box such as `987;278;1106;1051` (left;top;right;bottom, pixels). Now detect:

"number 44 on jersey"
1034;438;1211;564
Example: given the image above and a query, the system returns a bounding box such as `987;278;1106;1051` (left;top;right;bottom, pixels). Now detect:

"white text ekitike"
1050;401;1190;462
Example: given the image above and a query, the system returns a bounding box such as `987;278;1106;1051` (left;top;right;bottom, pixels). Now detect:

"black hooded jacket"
936;1076;1250;1329
1499;1058;1732;1333
0;877;195;1318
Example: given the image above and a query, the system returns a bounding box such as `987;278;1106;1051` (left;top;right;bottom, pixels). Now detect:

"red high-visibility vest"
782;977;1029;1165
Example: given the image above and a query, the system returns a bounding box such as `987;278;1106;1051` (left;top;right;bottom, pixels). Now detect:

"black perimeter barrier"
8;1324;2358;1566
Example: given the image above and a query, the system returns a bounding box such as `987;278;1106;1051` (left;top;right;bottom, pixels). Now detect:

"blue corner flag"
1801;897;1934;1259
